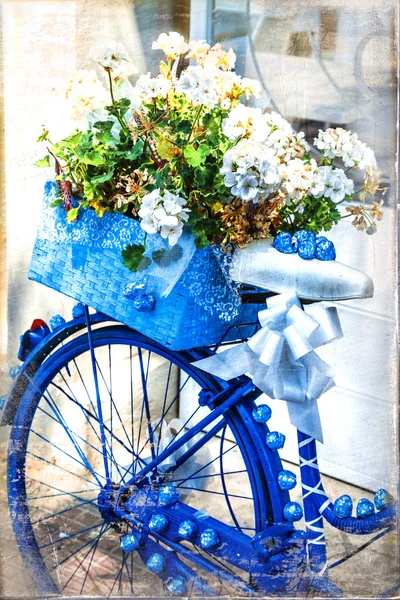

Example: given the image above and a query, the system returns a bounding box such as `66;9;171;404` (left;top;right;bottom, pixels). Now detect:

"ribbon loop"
194;293;343;443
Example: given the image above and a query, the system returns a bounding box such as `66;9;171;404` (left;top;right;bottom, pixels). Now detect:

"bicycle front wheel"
8;325;286;596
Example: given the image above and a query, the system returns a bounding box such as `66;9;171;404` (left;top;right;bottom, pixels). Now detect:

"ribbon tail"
287;399;324;443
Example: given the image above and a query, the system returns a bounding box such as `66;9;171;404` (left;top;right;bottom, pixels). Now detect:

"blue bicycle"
2;244;397;597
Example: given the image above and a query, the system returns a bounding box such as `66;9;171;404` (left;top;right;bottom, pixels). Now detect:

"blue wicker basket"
28;182;264;350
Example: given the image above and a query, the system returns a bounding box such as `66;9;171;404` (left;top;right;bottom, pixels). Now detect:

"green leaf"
35;155;50;168
50;198;63;208
152;245;183;267
66;207;80;223
122;244;150;273
125;141;144;161
93;120;114;132
183;144;211;167
76;149;104;166
176;120;192;134
91;168;114;184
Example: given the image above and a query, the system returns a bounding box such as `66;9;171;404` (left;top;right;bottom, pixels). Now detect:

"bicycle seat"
230;238;373;301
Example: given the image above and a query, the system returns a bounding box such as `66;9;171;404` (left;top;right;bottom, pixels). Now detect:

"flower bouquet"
31;32;386;349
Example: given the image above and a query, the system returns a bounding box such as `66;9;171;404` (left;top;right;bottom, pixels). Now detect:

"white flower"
177;65;219;107
238;77;261;99
314;127;377;172
152;32;188;59
138;189;189;246
161;220;184;246
135;73;172;99
188;39;210;61
232;174;258;201
95;41;138;80
65;69;108;120
222;104;264;140
315;166;354;202
221;139;280;203
278;158;318;201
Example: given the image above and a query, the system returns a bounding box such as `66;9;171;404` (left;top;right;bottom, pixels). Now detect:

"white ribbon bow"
194;293;343;443
143;418;214;494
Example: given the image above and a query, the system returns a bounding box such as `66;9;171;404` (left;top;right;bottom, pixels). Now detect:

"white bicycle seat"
230;238;373;301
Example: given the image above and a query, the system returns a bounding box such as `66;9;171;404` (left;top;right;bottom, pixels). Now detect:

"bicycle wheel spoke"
220;426;243;532
39;521;104;550
26;450;97;486
30;429;105;486
78;521;109;594
169;469;247;484
56;523;110;572
138;348;156;462
31;498;97;526
25;476;98;504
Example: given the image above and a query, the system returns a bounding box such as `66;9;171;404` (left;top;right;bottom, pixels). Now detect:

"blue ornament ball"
124;281;146;300
159;485;180;506
294;230;316;245
315;238;336;261
166;576;187;596
273;232;298;254
333;494;353;518
277;470;297;491
297;240;316;260
72;302;85;319
9;365;22;379
199;528;219;549
148;513;169;532
146;553;166;574
49;314;66;331
283;502;303;522
178;519;198;539
120;532;140;552
252;404;272;423
374;488;393;511
266;431;286;450
356;498;375;518
133;294;156;312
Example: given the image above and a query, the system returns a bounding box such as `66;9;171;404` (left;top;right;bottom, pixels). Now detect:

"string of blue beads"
146;553;166;574
273;230;336;261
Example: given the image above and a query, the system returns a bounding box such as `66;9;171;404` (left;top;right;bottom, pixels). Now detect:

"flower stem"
187;105;203;144
107;69;129;133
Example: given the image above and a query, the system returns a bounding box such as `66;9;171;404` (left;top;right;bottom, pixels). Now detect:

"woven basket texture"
29;185;264;350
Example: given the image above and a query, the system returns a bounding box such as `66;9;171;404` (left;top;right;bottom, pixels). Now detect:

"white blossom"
138;189;189;246
221;139;280;203
135;73;172;99
95;41;138;80
65;69;108;120
152;32;188;60
314;127;377;171
222;104;265;140
278;158;318;201
177;65;219;107
312;166;354;202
